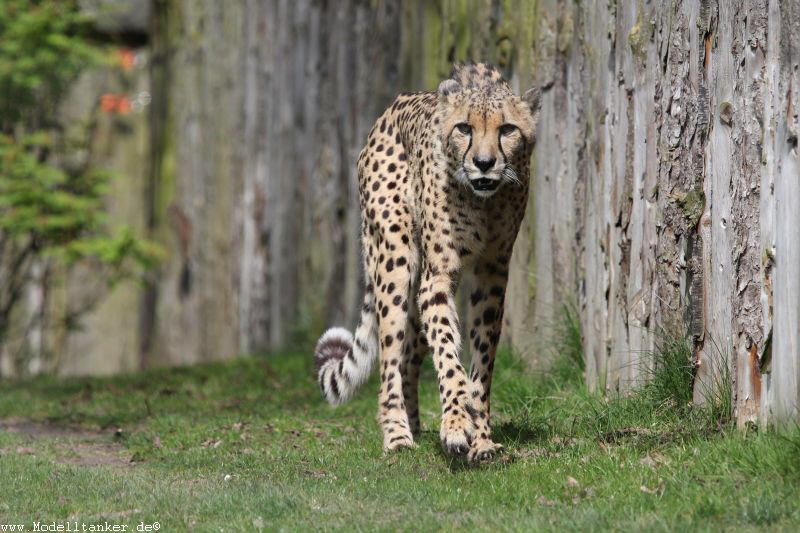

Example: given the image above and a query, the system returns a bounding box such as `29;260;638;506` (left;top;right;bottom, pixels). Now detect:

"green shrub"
0;1;158;355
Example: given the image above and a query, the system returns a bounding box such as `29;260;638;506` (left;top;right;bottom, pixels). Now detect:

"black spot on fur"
432;292;448;305
470;290;485;306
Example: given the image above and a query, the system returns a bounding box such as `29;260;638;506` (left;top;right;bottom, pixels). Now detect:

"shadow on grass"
440;422;551;473
440;450;516;473
413;420;552;473
493;419;549;446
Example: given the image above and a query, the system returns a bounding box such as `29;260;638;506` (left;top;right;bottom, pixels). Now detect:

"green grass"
1;343;799;532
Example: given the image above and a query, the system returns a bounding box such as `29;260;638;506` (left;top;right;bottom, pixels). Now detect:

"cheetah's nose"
472;156;496;173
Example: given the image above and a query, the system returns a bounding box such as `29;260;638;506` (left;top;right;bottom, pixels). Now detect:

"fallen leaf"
604;427;654;442
618;427;653;435
515;447;548;459
566;476;580;488
252;517;264;530
652;452;671;466
640;452;670;469
497;454;516;466
537;495;557;507
153;436;163;449
639;455;657;469
640;478;666;495
15;446;35;455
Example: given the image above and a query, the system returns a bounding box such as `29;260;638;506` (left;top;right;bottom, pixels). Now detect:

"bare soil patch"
0;417;132;468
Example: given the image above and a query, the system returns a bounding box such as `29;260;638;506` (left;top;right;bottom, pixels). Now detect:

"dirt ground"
0;418;132;468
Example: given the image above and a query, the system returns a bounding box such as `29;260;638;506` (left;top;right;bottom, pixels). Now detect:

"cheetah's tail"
314;288;378;405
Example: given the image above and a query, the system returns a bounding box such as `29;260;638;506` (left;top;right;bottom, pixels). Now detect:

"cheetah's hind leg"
401;312;427;437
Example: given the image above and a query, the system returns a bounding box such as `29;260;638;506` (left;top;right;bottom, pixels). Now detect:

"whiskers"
501;165;524;186
454;167;471;188
454;164;525;195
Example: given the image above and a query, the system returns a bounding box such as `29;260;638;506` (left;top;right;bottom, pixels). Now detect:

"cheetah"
314;63;540;461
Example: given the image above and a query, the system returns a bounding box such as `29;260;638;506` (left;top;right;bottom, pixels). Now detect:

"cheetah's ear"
437;79;461;100
523;86;542;116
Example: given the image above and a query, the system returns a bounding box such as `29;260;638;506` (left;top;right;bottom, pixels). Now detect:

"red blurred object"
100;93;132;115
117;48;136;71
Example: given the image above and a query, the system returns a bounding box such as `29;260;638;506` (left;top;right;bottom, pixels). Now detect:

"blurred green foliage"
0;0;103;129
0;0;159;344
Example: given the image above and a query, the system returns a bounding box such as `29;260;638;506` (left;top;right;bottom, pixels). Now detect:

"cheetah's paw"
383;433;416;452
468;439;503;462
440;411;476;457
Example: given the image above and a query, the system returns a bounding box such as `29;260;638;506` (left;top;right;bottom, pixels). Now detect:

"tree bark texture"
508;0;799;426
3;0;797;426
534;0;799;427
142;0;404;363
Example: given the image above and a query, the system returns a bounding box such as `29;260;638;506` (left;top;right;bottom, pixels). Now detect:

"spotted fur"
315;63;540;461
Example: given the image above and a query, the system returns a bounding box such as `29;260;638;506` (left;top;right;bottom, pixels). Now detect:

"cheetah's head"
437;65;541;198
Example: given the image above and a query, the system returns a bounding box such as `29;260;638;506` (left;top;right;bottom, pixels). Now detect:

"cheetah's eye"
499;124;517;136
455;123;472;135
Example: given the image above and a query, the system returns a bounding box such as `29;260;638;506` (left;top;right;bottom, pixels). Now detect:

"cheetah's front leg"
465;260;509;461
419;268;477;456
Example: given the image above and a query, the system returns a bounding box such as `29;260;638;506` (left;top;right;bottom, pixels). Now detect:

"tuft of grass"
549;303;585;386
695;335;734;428
639;329;695;410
